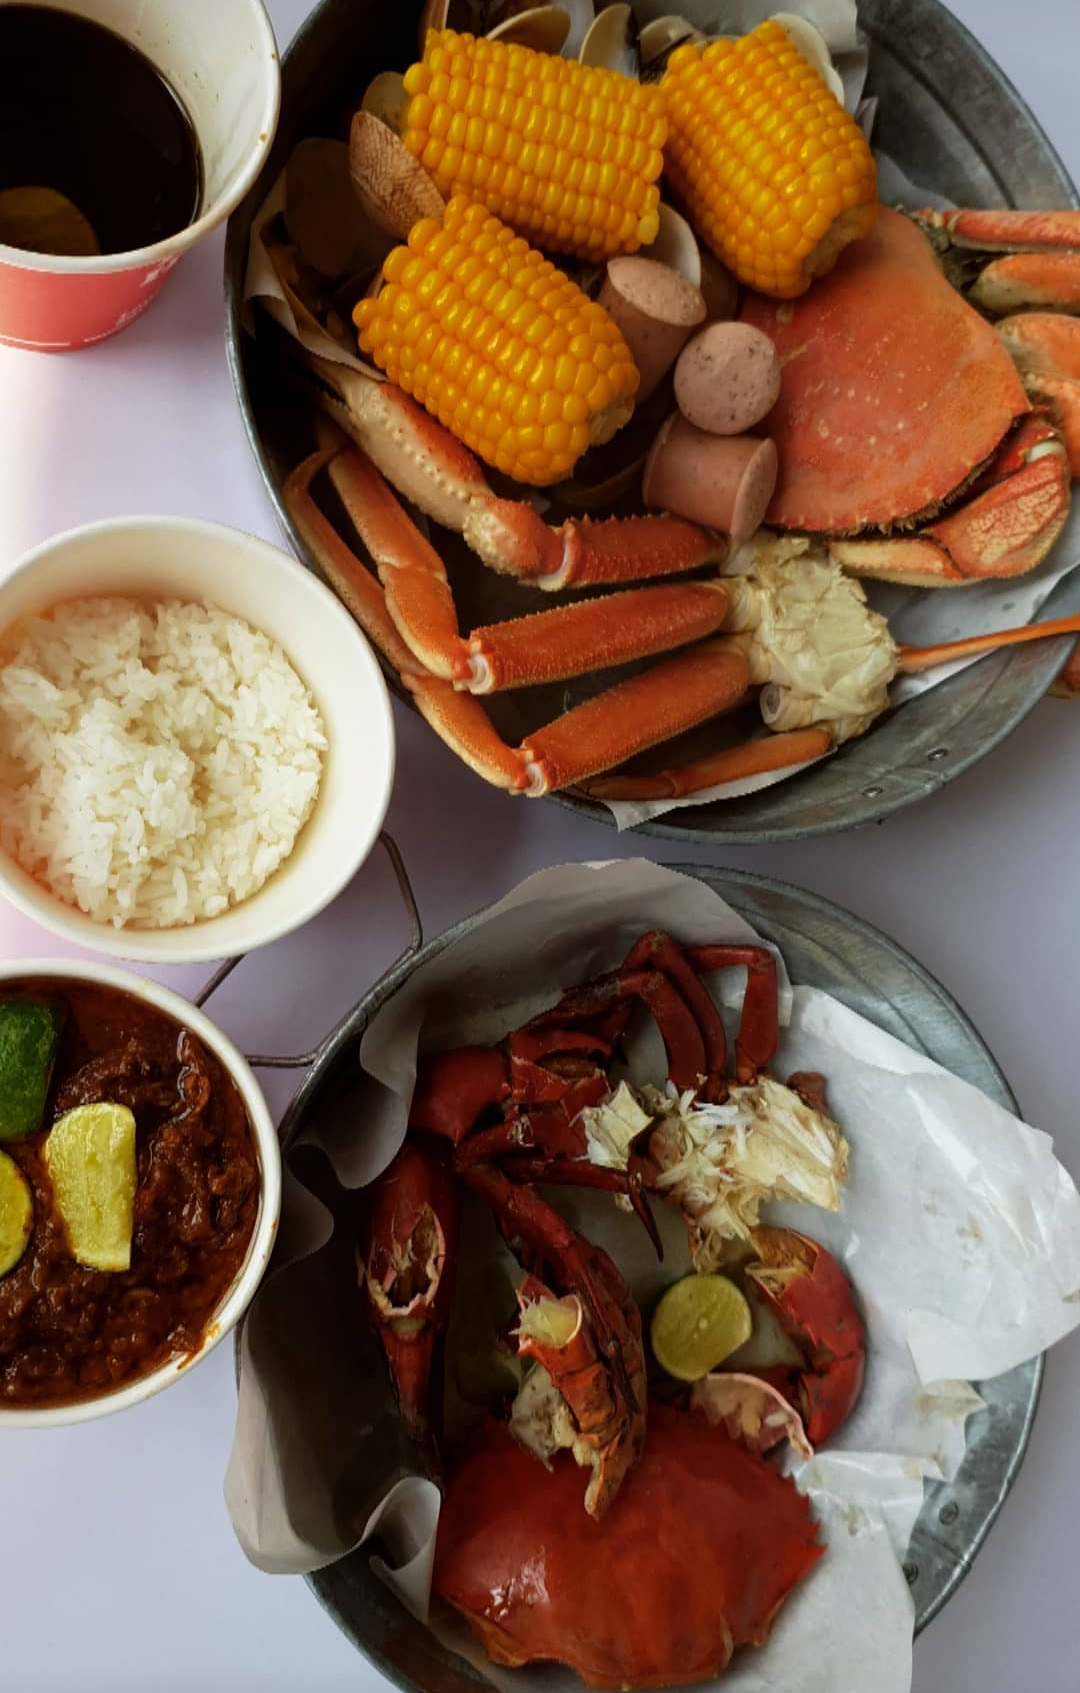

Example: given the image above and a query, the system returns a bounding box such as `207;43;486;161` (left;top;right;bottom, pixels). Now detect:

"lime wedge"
650;1273;753;1382
44;1103;136;1272
0;1150;33;1277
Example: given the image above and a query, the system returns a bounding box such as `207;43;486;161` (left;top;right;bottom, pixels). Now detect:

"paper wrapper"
243;168;388;374
225;860;1080;1693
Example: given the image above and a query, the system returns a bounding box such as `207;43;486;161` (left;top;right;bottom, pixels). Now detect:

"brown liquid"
0;5;202;257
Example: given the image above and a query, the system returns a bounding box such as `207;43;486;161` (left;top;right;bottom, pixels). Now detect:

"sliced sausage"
642;415;778;542
599;256;707;401
674;322;781;436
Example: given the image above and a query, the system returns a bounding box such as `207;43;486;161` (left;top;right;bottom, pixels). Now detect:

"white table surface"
3;1;1079;1688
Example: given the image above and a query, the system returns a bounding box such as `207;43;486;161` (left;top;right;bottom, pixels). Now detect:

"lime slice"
44;1103;136;1272
650;1273;753;1382
0;1150;33;1277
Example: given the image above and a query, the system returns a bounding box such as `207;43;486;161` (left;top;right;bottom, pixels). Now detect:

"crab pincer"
358;1141;460;1453
513;1266;647;1519
744;1225;866;1446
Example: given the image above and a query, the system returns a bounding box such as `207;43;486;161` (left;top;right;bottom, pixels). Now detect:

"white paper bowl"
0;959;281;1428
0;515;396;962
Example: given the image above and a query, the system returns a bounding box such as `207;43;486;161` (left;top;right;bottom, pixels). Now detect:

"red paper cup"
0;0;280;352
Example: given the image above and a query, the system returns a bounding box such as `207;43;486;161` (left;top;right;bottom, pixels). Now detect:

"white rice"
0;596;328;929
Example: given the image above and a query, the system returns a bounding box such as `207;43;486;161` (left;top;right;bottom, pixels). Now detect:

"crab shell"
747;1225;866;1447
740;206;1033;534
433;1405;823;1689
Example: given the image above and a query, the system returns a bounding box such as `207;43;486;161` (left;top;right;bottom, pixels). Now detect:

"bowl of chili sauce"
0;959;280;1423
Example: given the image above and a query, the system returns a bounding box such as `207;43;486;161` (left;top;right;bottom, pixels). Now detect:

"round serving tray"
266;860;1040;1684
224;0;1080;844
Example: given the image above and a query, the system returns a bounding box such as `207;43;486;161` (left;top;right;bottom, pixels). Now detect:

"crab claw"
998;313;1080;477
358;1142;460;1452
511;1272;646;1518
744;1225;865;1446
463;1164;647;1516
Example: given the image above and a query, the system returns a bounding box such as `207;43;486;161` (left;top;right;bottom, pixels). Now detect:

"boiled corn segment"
662;20;877;299
354;196;639;484
401;28;667;261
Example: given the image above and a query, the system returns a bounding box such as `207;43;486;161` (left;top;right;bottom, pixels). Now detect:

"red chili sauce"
0;980;259;1407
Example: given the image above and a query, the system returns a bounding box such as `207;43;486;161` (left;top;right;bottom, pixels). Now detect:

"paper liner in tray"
225;860;1080;1693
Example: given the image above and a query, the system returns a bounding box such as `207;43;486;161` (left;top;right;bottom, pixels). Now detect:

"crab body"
740;206;1072;585
432;1406;823;1690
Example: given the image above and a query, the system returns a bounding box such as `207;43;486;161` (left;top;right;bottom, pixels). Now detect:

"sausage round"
674;322;781;436
599;256;707;401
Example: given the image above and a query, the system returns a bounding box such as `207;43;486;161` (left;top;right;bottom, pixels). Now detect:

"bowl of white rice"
0;515;395;962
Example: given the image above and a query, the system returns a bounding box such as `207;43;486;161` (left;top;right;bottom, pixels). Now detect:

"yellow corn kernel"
401;28;666;261
353;197;638;486
662;20;877;298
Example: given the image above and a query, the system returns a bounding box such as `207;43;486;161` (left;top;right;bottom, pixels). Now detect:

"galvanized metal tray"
239;855;1039;1684
223;0;1080;845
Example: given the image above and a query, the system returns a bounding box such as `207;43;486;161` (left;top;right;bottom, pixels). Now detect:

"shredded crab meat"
723;532;897;744
510;1362;595;1476
583;1081;653;1169
579;1076;848;1270
365;1208;443;1319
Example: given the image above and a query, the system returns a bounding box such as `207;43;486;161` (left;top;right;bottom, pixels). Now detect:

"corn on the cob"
353;196;639;485
662;21;877;299
401;28;667;262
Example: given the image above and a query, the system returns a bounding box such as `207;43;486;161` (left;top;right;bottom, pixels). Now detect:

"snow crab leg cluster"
288;421;1080;801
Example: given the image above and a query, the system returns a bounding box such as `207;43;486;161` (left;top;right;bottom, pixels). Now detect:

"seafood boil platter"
4;0;1080;1690
225;0;1080;840
262;861;1042;1656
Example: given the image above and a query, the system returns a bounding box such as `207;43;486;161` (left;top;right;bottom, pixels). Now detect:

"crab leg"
917;208;1080;253
462;584;732;693
461;1164;645;1424
914;206;1080;314
519;643;750;796
627;931;729;1080
972;253;1080;317
583;728;832;801
325;444;732;688
514;1273;646;1519
998;314;1080;476
285;444;751;795
687;945;780;1083
829;414;1071;585
897;613;1080;674
527;964;709;1091
504;1159;663;1259
309;358;722;585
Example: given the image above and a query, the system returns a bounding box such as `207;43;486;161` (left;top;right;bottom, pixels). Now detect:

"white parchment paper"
225;860;1080;1693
